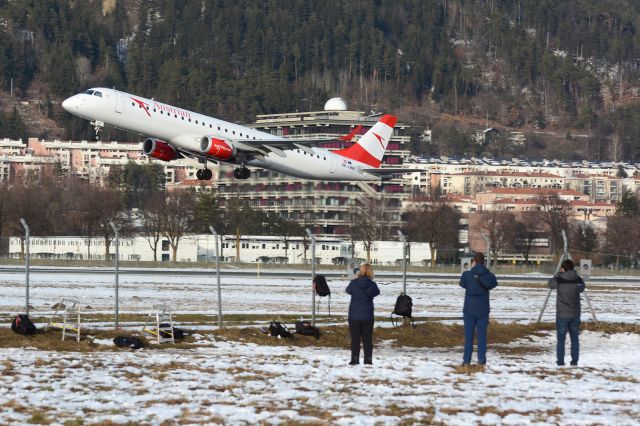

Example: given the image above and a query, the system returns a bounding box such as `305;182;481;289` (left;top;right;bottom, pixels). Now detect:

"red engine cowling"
142;138;179;162
200;136;236;161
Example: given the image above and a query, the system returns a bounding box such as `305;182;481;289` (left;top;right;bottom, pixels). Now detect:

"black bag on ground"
313;275;331;297
295;320;320;339
113;336;145;349
269;321;293;338
159;324;185;340
11;314;37;335
391;293;415;327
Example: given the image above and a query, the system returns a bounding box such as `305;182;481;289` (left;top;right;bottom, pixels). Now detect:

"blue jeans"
556;317;580;365
463;313;489;364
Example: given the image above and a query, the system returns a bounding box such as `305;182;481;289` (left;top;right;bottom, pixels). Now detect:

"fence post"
306;228;316;326
397;230;407;294
209;226;223;328
19;218;30;316
109;222;119;329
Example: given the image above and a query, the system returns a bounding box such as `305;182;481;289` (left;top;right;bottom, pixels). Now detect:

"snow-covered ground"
0;331;639;424
1;272;639;323
1;271;639;424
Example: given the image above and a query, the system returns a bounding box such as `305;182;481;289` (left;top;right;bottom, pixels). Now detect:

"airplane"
61;88;412;181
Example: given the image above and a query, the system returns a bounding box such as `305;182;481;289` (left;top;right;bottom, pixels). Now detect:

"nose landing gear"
233;167;251;179
91;120;104;141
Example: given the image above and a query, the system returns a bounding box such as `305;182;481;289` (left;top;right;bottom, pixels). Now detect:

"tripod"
536;230;598;324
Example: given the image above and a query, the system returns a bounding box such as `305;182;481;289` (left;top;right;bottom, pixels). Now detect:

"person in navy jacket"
459;252;498;365
346;263;380;365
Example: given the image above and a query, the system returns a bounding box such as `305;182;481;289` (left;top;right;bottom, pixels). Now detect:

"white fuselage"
62;88;378;181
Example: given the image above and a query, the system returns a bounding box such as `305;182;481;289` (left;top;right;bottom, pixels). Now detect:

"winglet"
333;114;397;168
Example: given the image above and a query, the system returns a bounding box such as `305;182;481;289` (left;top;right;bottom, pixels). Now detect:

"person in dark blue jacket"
346;263;380;365
459;252;498;365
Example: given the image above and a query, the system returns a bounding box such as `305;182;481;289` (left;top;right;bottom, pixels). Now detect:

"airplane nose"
62;96;76;111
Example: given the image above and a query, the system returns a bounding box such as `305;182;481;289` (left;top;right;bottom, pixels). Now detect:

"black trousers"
349;320;374;362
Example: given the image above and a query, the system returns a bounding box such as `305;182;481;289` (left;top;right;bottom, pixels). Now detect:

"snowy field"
1;271;640;424
1;271;639;323
1;331;639;424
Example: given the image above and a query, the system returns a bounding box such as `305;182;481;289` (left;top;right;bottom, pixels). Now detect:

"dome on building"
323;97;348;111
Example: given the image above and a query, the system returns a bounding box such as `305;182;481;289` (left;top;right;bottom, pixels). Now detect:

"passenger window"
93;91;102;97
85;90;94;95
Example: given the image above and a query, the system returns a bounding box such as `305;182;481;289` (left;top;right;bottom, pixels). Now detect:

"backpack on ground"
159;324;185;340
269;321;293;339
313;274;332;315
391;293;416;327
295;320;320;339
113;336;145;349
11;314;37;335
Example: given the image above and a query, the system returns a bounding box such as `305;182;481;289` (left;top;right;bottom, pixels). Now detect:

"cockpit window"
84;89;95;95
93;91;102;97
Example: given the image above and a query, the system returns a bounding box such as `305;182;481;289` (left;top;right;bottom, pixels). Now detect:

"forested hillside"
2;0;640;161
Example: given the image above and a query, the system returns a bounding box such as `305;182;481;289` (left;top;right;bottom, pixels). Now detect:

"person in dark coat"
459;252;498;365
345;262;380;365
548;259;585;366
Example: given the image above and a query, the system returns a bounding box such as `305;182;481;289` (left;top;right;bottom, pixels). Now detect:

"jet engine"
200;136;236;161
142;138;179;161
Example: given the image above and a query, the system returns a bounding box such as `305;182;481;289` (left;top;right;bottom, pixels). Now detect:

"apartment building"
0;138;202;184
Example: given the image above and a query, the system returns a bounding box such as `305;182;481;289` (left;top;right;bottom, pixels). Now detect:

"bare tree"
404;197;460;266
605;215;640;268
6;183;55;256
161;191;196;262
222;196;262;262
535;193;570;258
514;212;542;264
138;193;165;261
273;216;304;262
570;223;598;259
478;209;518;266
93;187;128;258
349;197;380;262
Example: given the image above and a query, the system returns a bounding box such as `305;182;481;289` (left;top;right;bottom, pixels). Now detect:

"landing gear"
196;168;213;180
233;167;251;179
196;157;213;181
91;120;104;141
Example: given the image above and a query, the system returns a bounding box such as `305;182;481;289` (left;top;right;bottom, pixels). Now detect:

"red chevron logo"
372;132;385;149
131;97;151;117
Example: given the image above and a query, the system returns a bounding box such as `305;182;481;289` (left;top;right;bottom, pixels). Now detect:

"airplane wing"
227;138;340;157
361;167;423;179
